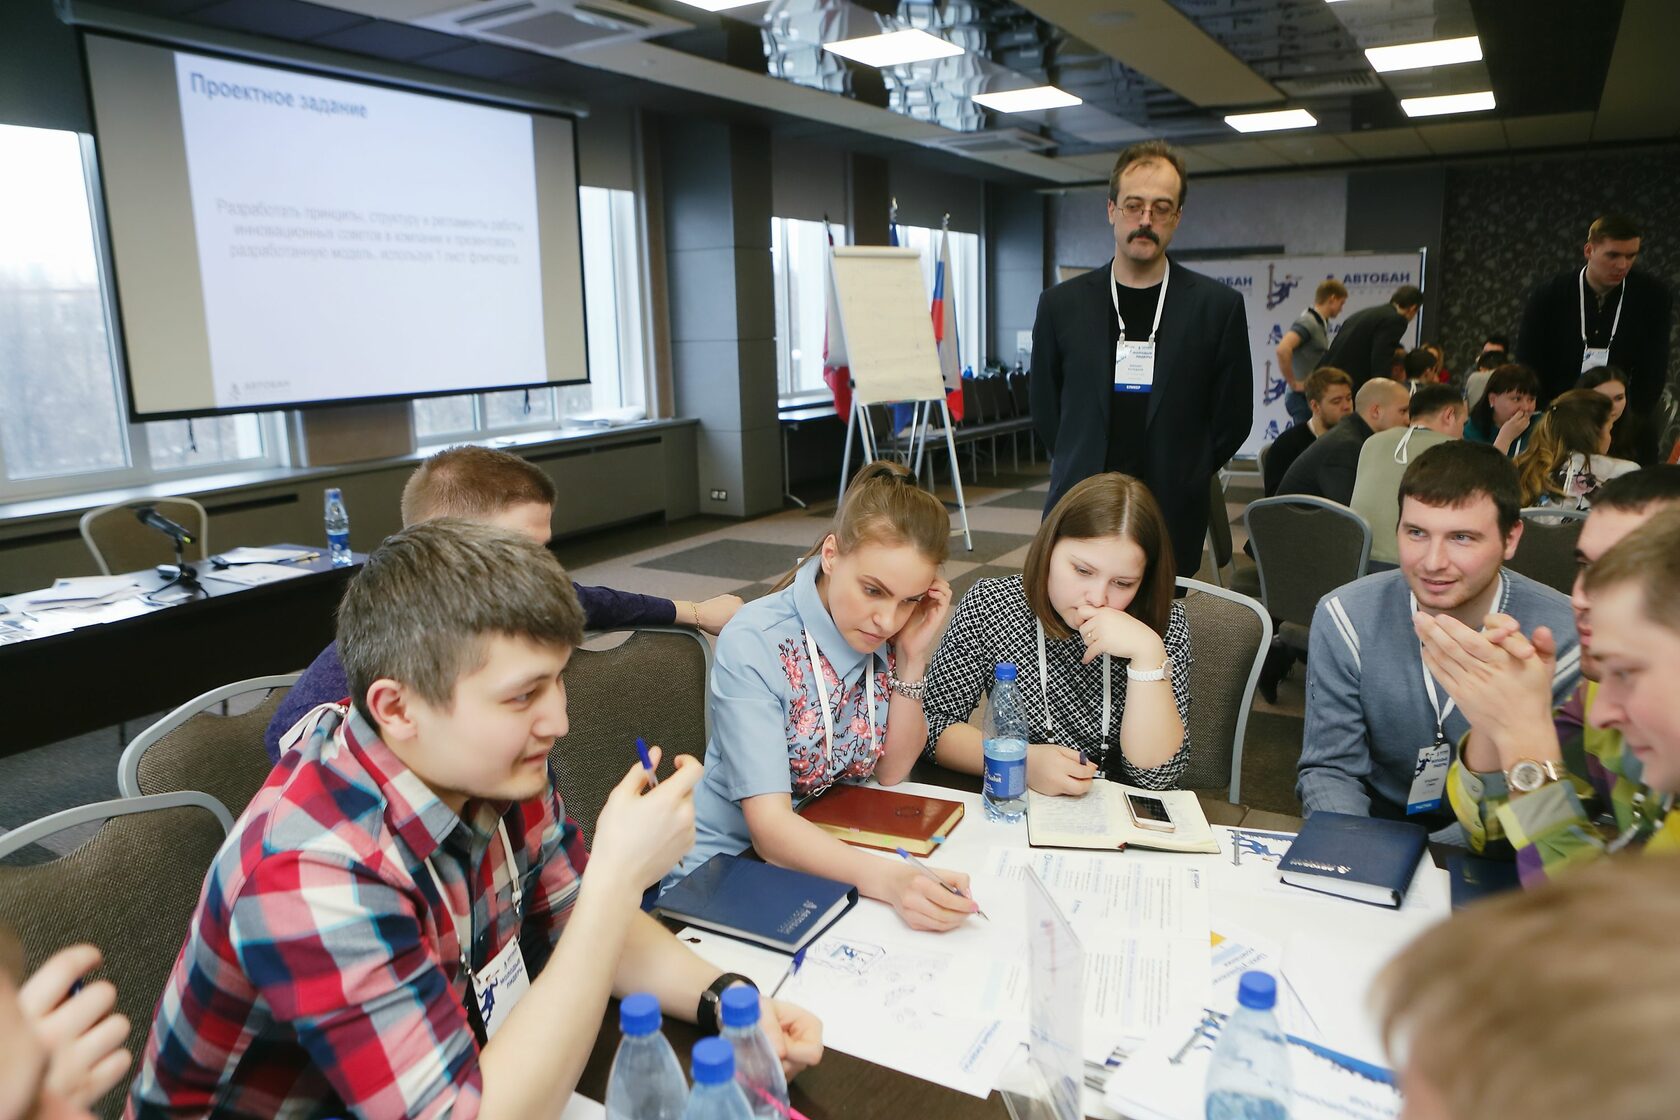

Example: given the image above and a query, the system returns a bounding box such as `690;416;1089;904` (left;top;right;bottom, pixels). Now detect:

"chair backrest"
1175;578;1271;803
1509;510;1587;595
118;674;296;819
79;497;209;576
1206;473;1234;569
1244;496;1372;627
978;376;1013;419
0;793;232;1120
961;379;984;425
1007;371;1030;416
547;627;711;848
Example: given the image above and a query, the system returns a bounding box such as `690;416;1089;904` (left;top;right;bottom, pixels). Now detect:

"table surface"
574;762;1306;1119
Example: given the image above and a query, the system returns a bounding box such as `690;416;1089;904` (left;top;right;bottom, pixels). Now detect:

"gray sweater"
1297;568;1581;817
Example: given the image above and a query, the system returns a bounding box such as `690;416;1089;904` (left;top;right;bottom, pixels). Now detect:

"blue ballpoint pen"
895;847;989;920
634;737;658;788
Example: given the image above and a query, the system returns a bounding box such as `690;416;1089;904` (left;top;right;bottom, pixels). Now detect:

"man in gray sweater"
1297;442;1581;825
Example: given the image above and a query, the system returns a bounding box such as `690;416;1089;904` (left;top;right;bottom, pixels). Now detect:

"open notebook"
1026;784;1219;854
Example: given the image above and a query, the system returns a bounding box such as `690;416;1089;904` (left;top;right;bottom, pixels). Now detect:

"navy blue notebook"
1278;812;1428;909
655;854;858;953
1447;852;1521;909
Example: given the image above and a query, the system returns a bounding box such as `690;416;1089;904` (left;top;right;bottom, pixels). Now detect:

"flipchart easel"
830;245;972;551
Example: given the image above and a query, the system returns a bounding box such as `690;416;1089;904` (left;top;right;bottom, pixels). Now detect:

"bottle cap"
994;662;1018;682
618;992;661;1036
691;1037;735;1085
1237;970;1278;1011
720;985;760;1029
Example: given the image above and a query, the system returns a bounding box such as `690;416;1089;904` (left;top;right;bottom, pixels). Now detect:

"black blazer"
1275;414;1373;507
1516;268;1673;411
1318;303;1408;388
1029;259;1253;577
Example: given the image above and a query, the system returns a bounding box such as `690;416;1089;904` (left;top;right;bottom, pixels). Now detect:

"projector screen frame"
77;28;593;424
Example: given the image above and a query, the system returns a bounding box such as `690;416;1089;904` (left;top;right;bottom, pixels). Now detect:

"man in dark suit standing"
1029;140;1252;578
1516;213;1672;425
1317;285;1423;388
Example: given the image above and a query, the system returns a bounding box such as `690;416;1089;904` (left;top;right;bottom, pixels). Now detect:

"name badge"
1581;346;1611;375
1407;738;1451;815
472;936;530;1040
1113;340;1156;393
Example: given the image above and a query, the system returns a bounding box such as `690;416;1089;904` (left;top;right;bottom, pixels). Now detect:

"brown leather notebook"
796;784;966;856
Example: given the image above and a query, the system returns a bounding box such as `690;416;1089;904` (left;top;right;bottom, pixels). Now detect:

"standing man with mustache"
1029;140;1253;579
1517;214;1672;443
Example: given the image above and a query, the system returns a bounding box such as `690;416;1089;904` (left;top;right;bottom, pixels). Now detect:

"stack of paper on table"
25;577;142;607
203;563;313;587
212;546;318;565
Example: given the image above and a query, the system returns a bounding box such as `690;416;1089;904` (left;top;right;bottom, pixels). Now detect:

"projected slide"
84;34;586;418
176;52;546;408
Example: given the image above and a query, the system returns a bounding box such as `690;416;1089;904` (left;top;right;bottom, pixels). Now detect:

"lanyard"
1579;267;1624;349
1410;574;1505;740
1035;620;1111;742
1393;425;1423;464
1111;261;1170;345
424;820;523;981
802;628;876;770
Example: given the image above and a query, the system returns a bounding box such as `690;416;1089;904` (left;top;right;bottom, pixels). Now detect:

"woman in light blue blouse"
666;461;972;931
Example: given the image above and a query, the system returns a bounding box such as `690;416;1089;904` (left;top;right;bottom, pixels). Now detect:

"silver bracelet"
889;672;928;701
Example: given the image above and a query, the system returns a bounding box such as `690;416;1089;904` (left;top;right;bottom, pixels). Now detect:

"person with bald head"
1275;377;1411;506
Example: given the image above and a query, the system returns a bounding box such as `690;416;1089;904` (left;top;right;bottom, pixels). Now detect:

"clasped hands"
1414;611;1562;773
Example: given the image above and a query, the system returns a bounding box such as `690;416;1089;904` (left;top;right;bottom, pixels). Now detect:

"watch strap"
696;972;757;1035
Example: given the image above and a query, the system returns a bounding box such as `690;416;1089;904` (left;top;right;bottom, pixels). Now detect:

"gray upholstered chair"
1509;507;1588;595
1204;473;1261;597
1175;578;1272;804
79;497;209;576
548;627;711;848
0;793;232;1120
118;674;296;820
1243;495;1372;630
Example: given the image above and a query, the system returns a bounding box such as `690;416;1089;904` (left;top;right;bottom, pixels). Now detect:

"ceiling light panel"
1401;90;1496;117
972;85;1082;112
822;29;964;68
1366;35;1483;73
1224;108;1318;133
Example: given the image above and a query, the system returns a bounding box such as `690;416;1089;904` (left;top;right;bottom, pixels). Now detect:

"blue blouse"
667;556;893;887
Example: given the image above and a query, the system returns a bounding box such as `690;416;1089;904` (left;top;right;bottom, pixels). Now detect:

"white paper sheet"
214;546;317;564
672;927;793;997
203;563;313;587
985;848;1212;936
26;576;141;603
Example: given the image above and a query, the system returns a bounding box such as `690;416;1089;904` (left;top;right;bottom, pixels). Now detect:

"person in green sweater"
1350;384;1467;567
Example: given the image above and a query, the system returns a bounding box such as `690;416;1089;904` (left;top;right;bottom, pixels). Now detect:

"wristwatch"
697;972;757;1035
888;671;928;701
1125;657;1172;683
1506;758;1567;794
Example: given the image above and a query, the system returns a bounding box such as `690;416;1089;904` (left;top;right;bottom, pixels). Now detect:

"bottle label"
984;753;1025;800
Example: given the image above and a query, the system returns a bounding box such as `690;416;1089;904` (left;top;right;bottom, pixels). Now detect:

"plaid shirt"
128;704;584;1119
1448;679;1680;886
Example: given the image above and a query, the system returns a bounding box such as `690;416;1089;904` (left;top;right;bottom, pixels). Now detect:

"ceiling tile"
1256;133;1358;166
1180;139;1287;171
1338;126;1430;161
309;19;465;61
1415;119;1506;155
1500;111;1596;149
191;0;368;40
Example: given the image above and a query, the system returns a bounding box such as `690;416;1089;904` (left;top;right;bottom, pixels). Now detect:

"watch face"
1510;760;1544;792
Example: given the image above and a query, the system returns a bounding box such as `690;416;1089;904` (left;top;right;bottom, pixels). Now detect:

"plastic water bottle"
719;986;788;1119
606;993;688;1120
682;1038;753;1120
1204;971;1293;1120
323;488;352;567
983;663;1028;822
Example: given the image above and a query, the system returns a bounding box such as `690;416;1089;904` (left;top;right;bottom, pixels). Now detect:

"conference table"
0;547;362;756
575;762;1312;1119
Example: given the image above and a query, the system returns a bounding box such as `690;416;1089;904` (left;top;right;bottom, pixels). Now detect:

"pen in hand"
634;737;659;788
895;848;988;921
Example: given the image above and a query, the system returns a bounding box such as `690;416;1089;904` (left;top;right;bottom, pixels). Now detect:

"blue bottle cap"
618;992;661;1036
325;487;342;500
994;662;1018;682
691;1037;735;1085
720;985;760;1029
1236;970;1278;1011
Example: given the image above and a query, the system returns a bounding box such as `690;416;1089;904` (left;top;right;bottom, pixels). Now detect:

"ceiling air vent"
414;0;692;54
927;127;1057;154
1276;71;1383;98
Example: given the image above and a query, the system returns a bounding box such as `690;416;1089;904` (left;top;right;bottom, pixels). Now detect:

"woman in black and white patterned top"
922;473;1192;792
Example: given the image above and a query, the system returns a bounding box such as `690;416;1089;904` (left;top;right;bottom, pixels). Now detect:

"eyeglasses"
1117;198;1178;222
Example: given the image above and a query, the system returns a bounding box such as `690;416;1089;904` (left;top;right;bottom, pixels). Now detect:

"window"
0;124;284;500
414;185;647;444
771;217;982;403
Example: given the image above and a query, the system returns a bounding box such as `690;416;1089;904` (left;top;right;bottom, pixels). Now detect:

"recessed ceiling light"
666;0;765;10
1400;90;1496;117
1223;108;1318;133
822;29;964;68
972;86;1082;113
1366;35;1483;73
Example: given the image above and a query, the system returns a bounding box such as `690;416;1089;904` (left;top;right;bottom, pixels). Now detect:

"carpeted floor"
0;455;1307;853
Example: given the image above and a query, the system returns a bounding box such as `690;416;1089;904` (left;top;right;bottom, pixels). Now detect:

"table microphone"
136;505;195;544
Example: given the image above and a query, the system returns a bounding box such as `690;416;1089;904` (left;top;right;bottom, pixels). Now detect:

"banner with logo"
1195;252;1427;456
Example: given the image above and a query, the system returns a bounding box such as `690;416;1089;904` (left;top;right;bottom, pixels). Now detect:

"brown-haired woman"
663;461;975;932
1514;389;1638;509
921;473;1191;795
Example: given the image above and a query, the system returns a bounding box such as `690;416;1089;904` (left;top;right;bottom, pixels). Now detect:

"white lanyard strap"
802;628;876;769
1111;261;1170;345
1035;620;1111;742
1410;573;1505;739
424;820;522;977
1393;425;1421;464
1579;266;1625;348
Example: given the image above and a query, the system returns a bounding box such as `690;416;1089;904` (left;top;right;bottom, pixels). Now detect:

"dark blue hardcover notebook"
1447;852;1521;909
1278;812;1428;909
655;854;858;952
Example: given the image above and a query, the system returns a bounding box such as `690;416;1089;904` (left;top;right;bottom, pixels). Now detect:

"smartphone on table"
1126;792;1176;832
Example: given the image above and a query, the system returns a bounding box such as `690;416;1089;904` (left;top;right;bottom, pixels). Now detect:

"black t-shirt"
1263;422;1317;496
1105;277;1163;477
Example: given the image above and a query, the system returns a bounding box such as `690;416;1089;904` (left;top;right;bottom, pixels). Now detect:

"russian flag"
932;224;965;422
821;222;851;419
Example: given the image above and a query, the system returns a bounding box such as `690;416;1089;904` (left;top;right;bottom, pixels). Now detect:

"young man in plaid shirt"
128;521;822;1118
